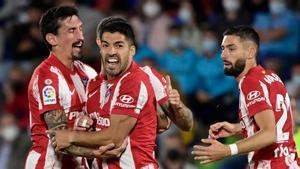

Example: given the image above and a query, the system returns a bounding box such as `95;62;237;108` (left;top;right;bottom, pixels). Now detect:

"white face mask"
178;8;192;23
222;0;240;12
269;1;286;15
143;1;161;18
202;38;218;52
0;125;20;142
168;36;181;49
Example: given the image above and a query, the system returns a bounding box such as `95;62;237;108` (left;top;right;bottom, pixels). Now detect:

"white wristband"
228;143;238;156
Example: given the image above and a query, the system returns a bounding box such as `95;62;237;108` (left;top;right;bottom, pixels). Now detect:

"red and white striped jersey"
238;65;300;169
86;62;158;169
140;66;168;105
25;53;97;169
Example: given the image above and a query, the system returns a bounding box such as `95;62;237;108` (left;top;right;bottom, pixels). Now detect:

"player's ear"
96;37;101;47
46;33;57;46
247;46;256;59
129;45;136;58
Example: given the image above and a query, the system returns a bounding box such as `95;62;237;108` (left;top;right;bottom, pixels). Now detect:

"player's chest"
86;82;115;114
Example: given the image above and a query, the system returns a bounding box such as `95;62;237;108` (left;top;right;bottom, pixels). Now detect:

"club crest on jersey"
42;86;56;105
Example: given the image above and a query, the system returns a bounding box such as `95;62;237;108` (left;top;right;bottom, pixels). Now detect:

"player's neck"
51;51;74;70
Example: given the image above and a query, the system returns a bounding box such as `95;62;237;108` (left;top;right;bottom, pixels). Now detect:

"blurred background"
0;0;299;168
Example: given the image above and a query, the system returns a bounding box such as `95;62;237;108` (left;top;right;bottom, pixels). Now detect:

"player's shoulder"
129;66;151;82
74;60;97;79
86;75;102;93
30;60;58;81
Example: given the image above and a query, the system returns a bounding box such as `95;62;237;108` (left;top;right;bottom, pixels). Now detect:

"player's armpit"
44;109;68;130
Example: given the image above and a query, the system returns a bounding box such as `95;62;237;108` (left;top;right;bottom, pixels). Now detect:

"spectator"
0;113;31;169
160;134;197;169
194;27;238;126
160;24;198;98
177;0;203;55
253;0;299;61
130;0;172;54
3;65;29;131
212;0;253;40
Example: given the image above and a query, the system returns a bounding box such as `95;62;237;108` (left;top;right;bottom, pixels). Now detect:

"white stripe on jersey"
257;160;271;169
259;81;272;107
71;74;86;103
239;78;255;163
119;137;136;169
50;66;72;113
74;61;97;79
32;75;43;110
100;81;108;109
44;139;62;169
110;72;131;113
102;160;109;169
135;82;148;114
140;66;166;101
141;164;155;169
249;161;255;169
25;150;41;169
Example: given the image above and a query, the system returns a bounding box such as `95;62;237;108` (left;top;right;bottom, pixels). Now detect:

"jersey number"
275;93;291;142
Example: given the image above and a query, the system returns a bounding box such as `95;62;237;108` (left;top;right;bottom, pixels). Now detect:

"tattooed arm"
161;75;193;131
160;101;193;131
44;110;97;157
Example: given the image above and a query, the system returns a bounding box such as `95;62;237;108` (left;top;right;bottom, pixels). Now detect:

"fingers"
192;145;214;164
47;129;56;137
201;138;215;144
168;89;183;109
210;122;225;132
73;126;89;131
74;116;93;130
98;143;115;152
165;75;172;92
208;129;219;139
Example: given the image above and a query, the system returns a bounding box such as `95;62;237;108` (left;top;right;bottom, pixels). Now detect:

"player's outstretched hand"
209;121;238;139
191;138;230;164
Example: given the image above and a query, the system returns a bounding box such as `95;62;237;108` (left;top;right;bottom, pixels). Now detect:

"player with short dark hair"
192;25;300;168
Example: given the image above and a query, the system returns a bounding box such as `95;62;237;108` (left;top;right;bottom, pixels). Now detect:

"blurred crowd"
0;0;300;168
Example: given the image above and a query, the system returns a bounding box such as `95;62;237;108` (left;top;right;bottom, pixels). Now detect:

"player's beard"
71;40;84;60
103;54;130;78
224;58;246;77
71;51;83;60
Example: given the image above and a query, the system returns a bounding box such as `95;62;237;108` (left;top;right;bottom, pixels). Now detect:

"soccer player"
25;6;122;169
49;16;193;169
192;26;300;168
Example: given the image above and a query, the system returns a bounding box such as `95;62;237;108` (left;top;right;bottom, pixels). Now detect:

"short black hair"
223;25;260;48
39;6;79;50
96;16;137;47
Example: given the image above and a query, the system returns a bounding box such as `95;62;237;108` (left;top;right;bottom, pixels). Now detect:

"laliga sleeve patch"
42;86;57;105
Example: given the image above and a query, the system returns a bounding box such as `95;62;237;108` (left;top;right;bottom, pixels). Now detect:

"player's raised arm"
160;75;193;131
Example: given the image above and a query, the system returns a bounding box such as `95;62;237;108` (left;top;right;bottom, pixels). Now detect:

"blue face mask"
269;1;286;15
292;75;300;85
168;37;181;49
202;39;218;52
